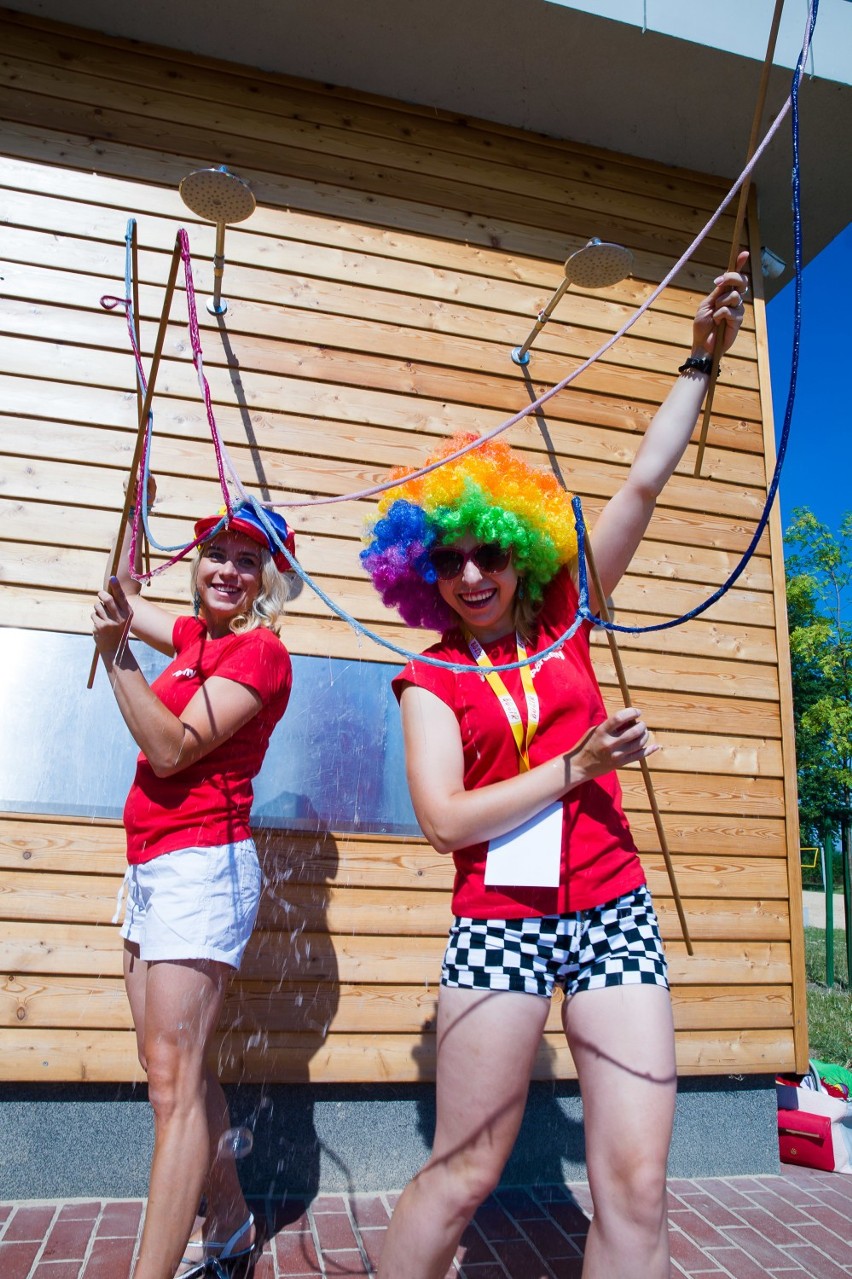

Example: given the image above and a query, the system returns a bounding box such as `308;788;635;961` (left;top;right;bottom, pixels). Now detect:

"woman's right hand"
125;471;157;509
569;707;659;783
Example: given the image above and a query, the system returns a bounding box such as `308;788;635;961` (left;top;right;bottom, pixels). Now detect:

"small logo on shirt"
530;649;565;678
172;667;197;679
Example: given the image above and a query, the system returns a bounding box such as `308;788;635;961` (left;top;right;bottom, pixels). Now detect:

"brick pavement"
2;1169;852;1278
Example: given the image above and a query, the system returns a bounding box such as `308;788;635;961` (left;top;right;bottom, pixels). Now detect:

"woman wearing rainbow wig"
362;254;748;1279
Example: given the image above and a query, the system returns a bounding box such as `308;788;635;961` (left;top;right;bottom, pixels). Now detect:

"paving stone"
310;1209;358;1252
806;1201;852;1239
667;1208;732;1250
42;1215;97;1261
32;1263;86;1279
56;1203;99;1222
490;1237;556;1278
357;1225;386;1272
457;1223;500;1265
699;1180;763;1210
737;1187;818;1224
349;1195;390;1228
493;1189;546;1220
719;1223;802;1270
311;1194;348;1213
96;1201;143;1237
274;1227;322;1274
518;1216;579;1259
792;1220;852;1266
0;1239;41;1279
3;1206;57;1241
733;1205;814;1247
706;1244;787;1279
667;1193;743;1229
456;1263;510;1278
783;1244;852;1279
473;1201;522;1242
80;1236;136;1279
323;1248;369;1276
670;1227;718;1272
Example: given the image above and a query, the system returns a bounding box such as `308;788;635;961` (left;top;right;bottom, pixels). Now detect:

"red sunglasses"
427;542;512;581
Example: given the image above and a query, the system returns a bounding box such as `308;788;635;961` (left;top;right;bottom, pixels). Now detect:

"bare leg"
377;985;549;1279
127;958;251;1279
563;984;676;1279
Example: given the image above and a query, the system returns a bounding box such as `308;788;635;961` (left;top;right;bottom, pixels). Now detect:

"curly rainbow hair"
361;433;578;631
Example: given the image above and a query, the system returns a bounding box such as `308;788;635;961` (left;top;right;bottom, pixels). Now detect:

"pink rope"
266;77;799;510
101;230;238;580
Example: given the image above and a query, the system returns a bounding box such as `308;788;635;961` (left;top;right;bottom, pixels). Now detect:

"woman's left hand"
693;250;749;357
91;576;133;660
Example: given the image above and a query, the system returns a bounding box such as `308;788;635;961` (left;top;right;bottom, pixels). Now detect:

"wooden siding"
0;7;807;1081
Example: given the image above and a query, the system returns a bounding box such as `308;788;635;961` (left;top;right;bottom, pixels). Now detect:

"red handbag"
777;1108;835;1172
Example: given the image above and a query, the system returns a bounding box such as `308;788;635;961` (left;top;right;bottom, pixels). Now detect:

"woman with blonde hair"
362;257;748;1279
92;486;295;1279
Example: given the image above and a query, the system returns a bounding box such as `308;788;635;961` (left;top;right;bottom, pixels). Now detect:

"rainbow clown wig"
361;433;578;632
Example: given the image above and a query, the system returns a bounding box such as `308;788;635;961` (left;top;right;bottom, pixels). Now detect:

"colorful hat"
194;502;296;572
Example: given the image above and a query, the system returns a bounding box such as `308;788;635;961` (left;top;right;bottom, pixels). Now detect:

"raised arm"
110;474;177;656
588;251;749;605
400;684;657;853
91;576;263;777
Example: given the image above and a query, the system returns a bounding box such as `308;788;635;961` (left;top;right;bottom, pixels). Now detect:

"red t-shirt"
392;568;644;917
123;617;293;864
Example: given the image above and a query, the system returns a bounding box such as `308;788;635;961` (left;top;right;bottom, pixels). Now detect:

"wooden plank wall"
0;7;807;1081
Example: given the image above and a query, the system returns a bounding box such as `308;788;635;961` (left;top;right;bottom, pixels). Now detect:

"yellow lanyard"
465;630;540;773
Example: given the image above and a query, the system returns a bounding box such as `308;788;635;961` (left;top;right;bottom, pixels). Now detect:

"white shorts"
119;839;262;969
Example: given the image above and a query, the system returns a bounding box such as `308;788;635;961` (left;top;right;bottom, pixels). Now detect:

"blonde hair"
190;545;291;635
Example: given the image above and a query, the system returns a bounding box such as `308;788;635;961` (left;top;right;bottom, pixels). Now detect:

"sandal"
176;1214;255;1278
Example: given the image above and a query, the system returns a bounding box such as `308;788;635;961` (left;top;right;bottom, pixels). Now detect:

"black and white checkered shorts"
441;885;668;999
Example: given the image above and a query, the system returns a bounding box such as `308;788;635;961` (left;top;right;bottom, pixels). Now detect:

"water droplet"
219;1126;254;1160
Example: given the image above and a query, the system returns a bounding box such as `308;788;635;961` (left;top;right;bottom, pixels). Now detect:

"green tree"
784;508;852;851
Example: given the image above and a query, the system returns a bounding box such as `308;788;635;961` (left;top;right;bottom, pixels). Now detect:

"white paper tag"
484;800;563;888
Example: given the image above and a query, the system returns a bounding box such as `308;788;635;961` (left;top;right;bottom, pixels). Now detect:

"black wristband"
678;355;714;376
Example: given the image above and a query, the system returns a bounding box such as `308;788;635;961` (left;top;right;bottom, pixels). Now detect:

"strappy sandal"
176;1213;255;1278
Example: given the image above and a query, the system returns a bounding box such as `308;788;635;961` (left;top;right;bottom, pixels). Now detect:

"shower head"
179;166;256;225
562;238;633;289
510;238;634;366
178;166;256;315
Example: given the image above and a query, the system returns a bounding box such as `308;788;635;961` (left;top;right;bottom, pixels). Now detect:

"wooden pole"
693;0;786;478
87;233;184;688
583;530;694;955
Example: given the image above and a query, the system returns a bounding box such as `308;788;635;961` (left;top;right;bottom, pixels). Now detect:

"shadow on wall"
217;816;340;1203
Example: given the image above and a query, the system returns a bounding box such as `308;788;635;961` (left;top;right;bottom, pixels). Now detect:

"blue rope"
247;494;588;673
579;3;815;635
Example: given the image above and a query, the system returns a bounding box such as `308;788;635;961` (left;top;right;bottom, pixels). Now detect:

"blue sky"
766;222;852;535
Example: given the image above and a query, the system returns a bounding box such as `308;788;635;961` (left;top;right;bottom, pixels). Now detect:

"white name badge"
484;800;563;889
